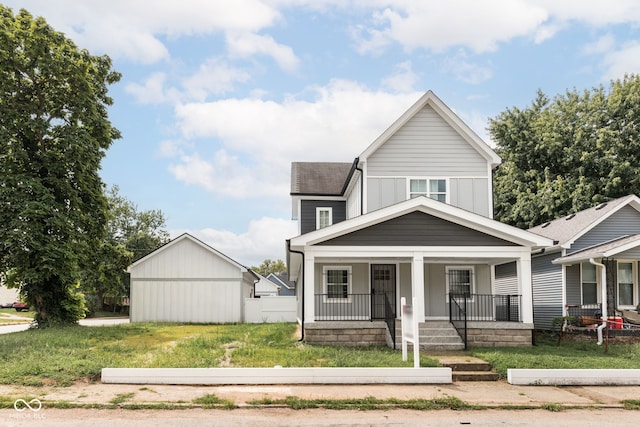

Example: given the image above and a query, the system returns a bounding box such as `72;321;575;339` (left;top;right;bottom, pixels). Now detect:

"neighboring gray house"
286;91;553;349
522;195;640;329
266;273;296;296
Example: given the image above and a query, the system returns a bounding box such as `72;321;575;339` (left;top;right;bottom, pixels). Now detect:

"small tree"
0;7;121;327
252;259;287;276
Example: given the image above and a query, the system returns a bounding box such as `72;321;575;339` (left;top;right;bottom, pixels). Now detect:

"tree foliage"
0;7;121;327
82;186;170;313
252;259;287;276
490;75;640;229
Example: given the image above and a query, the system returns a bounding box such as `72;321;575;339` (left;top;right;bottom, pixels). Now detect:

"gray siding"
531;252;564;330
367;178;405;212
318;211;517;247
300;200;346;234
570;205;640;253
367;105;488;176
494;262;518;295
565;264;581;305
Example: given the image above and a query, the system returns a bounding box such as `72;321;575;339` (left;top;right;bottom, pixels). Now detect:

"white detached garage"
128;233;257;323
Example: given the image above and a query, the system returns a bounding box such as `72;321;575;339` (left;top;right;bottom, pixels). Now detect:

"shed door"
371;264;396;320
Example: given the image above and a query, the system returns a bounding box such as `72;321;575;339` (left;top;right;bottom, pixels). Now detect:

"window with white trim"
581;262;598;305
323;266;351;301
446;266;474;298
409;178;447;202
617;261;635;307
316;207;332;230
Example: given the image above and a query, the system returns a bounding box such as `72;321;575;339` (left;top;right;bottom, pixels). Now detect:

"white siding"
130;237;242;280
129;235;251;323
346;176;361;219
367;105;488;177
131;279;243;323
367;178;405;212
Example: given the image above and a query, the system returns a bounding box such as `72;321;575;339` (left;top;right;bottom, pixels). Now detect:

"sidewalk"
1;381;638;409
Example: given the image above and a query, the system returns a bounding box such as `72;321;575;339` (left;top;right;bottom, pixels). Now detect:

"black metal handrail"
314;293;371;320
449;295;468;349
450;293;521;322
384;295;396;348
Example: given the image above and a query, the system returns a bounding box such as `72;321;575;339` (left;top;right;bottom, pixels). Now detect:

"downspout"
354;157;364;216
590;258;608;345
288;240;305;342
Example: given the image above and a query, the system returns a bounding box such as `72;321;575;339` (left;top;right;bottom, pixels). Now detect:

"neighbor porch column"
412;253;426;321
516;251;533;324
304;255;316;323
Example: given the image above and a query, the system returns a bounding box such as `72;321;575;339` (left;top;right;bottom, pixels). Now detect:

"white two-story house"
286;91;553;350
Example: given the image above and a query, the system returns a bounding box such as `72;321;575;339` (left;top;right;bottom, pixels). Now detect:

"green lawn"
1;323;638;387
470;333;640;378
0;323;437;386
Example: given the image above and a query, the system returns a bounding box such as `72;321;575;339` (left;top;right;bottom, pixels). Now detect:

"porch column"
412;253;426;321
516;252;533;324
304;255;315;323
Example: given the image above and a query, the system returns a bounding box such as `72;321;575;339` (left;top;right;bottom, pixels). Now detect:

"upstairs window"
316;207;332;229
409;178;447;202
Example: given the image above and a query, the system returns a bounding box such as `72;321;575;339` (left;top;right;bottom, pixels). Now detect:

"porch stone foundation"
304;321;388;347
466;322;534;347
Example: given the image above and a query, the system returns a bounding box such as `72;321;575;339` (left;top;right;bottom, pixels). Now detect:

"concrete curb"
102;367;452;385
508;368;640;385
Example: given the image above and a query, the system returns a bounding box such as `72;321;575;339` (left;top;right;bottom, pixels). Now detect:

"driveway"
0;317;129;334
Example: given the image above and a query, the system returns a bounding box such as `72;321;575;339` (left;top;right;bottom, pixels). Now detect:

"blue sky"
6;1;640;267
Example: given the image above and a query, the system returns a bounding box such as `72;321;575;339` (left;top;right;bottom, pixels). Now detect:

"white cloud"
4;0;282;63
582;34;616;55
226;33;300;72
182;58;252;101
169;82;421;198
173;216;298;267
442;51;493;84
381;61;419;92
353;1;549;54
601;42;640;81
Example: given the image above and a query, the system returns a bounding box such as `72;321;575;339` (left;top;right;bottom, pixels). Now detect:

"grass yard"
470;333;640;378
0;323;437;387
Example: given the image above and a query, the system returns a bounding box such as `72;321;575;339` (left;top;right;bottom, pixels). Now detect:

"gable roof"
290;161;353;195
528;195;640;248
552;234;640;265
290;196;553;249
358;90;501;168
267;272;295;290
128;233;253;275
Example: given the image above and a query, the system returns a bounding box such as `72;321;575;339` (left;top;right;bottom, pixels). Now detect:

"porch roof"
552;234;640;264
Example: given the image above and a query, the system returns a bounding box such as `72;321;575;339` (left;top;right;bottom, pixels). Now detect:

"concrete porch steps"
432;354;499;382
394;320;465;351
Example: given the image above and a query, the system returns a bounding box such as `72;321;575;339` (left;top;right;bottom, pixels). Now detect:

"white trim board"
102;367;452;385
508;369;640;385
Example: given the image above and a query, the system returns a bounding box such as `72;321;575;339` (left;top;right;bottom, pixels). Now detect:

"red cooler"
608;316;623;329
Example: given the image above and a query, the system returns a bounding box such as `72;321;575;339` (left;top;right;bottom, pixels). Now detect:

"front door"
371;264;396;320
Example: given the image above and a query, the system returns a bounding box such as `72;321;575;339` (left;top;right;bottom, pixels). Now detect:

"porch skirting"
303;321;534;348
304;321;389;347
466;321;534;347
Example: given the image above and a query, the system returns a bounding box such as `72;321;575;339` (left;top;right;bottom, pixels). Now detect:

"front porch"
307;292;530;349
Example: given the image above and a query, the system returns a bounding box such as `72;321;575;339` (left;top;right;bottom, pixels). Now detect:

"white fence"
244;296;296;323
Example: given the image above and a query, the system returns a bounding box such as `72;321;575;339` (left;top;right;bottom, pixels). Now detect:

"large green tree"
252;259;287;276
490;75;640;229
0;7;121;327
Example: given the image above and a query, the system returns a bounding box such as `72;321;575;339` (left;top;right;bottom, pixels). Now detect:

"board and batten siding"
300;200;346;234
570;205;640;253
531;252;564;330
366;105;488;177
129;236;251;323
